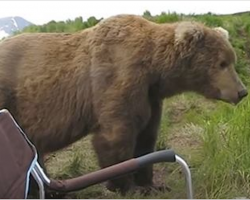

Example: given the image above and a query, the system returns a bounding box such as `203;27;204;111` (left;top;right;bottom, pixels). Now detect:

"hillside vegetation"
13;11;250;198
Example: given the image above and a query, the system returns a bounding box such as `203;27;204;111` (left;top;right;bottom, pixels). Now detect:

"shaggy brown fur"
0;14;247;194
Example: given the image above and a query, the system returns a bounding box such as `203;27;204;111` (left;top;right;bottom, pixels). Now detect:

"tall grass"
193;94;250;198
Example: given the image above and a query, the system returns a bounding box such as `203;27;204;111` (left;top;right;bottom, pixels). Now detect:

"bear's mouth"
218;89;246;105
218;97;239;105
203;88;240;105
214;91;243;105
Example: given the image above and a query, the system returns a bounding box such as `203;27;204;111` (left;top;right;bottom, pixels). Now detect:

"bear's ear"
175;21;205;47
174;21;205;58
213;27;229;40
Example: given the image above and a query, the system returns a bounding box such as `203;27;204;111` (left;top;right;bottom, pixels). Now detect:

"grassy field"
18;11;250;198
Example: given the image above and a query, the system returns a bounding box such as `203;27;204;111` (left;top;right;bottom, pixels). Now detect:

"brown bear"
0;14;247;194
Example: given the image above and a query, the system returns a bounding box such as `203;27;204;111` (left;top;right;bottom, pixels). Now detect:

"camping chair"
0;109;194;199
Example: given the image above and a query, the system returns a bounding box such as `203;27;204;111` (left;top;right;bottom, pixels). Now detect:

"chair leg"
175;155;193;199
34;163;51;186
31;168;45;199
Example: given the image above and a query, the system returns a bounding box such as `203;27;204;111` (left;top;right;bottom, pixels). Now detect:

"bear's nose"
238;89;248;100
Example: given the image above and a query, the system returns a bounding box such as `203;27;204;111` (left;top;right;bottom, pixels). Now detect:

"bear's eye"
220;61;228;69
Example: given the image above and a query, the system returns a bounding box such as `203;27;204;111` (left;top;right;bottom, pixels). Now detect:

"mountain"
0;16;33;39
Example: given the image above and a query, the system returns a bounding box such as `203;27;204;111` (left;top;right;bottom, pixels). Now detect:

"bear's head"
173;21;248;105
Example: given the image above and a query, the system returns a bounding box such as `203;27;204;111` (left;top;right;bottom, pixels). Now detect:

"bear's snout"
238;89;248;100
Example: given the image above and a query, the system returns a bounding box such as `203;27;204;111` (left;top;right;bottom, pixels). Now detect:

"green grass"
195;94;250;198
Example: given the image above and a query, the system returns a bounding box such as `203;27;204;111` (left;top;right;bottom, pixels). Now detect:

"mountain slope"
0;16;33;39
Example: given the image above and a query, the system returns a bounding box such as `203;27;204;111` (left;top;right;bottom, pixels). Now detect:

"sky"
0;1;250;25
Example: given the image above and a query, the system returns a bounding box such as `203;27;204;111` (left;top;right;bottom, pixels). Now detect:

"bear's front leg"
92;122;137;194
133;99;170;193
91;78;152;194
